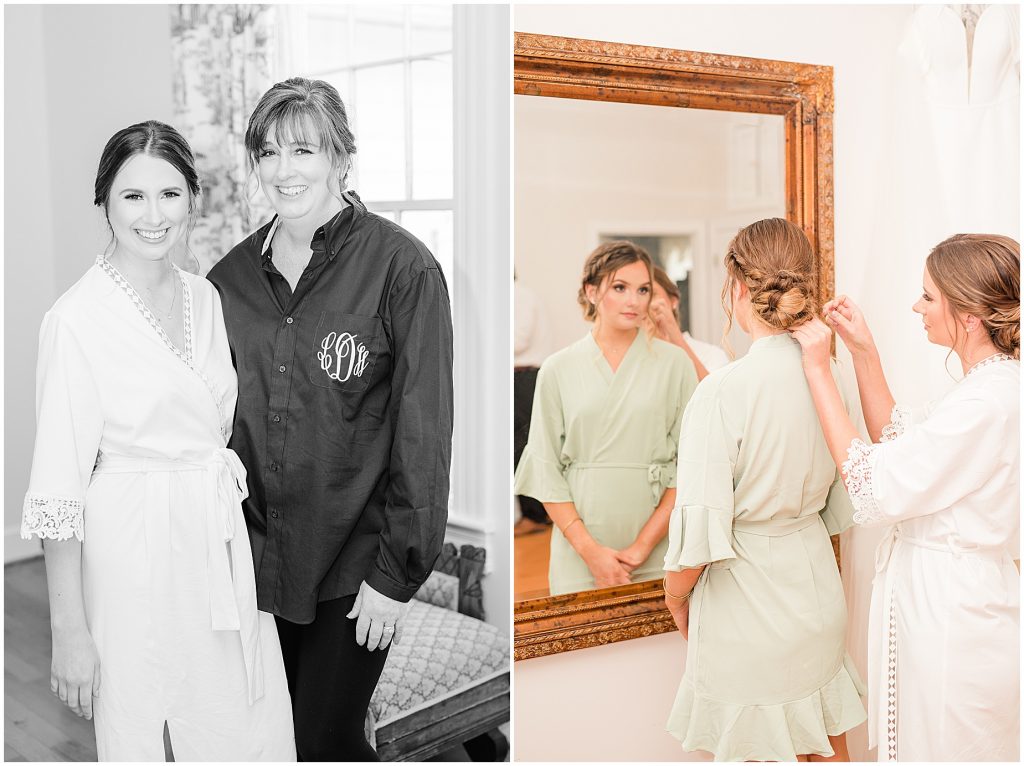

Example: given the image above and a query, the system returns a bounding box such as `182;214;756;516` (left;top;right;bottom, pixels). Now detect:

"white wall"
512;4;913;761
515;631;699;761
5;5;55;562
516;96;783;356
4;4;175;561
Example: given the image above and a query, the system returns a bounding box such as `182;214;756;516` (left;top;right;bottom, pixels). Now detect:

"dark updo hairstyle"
245;77;357;189
94;120;201;217
926;234;1020;360
577;241;654;323
722;218;817;341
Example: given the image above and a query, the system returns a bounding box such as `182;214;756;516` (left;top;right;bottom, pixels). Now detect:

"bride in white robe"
791;233;1019;762
20;122;294;761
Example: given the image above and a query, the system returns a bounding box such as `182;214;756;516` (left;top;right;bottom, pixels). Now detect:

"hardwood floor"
513;526;551;600
5;557;97;762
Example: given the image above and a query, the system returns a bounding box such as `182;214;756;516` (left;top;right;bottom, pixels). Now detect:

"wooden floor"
513;527;551;601
5;557;97;762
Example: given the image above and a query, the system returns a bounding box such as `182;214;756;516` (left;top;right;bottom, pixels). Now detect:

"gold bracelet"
562;516;583;534
663;576;690;602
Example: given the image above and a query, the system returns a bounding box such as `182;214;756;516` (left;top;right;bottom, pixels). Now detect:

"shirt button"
270;509;279;519
270;463;279;472
278;365;286;373
285;317;294;325
273;414;281;423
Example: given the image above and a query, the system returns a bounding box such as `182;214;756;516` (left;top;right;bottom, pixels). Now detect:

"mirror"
513;33;835;660
515;99;785;602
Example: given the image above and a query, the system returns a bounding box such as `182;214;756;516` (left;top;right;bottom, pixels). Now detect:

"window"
279;5;454;280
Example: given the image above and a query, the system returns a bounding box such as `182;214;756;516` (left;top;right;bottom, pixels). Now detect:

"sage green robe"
515;331;697;595
664;333;866;762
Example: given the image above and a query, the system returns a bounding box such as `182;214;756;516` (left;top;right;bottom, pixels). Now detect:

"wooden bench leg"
462;728;509;762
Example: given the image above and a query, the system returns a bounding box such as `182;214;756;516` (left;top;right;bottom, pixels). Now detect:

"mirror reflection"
513;96;785;602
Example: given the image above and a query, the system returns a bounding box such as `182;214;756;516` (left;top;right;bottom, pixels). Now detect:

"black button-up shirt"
208;191;454;624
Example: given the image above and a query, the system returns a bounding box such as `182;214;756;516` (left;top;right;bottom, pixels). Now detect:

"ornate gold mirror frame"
514;32;836;661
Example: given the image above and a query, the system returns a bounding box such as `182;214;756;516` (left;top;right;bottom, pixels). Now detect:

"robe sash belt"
93;450;265;705
569;461;674;502
732;514;821;537
874;525;1009;573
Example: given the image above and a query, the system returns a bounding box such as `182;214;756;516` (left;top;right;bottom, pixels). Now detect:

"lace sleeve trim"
21;494;84;542
842;439;885;525
879;404;910;442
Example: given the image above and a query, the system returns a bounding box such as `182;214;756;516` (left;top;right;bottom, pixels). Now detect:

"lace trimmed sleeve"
842;438;885;524
879;404;911;442
21;494;84;541
22;311;102;544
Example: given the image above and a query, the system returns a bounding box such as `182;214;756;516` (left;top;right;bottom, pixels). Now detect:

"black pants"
275;594;391;762
514;368;549;523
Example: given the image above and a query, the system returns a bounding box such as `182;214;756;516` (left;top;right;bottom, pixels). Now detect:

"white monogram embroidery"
318;331;370;383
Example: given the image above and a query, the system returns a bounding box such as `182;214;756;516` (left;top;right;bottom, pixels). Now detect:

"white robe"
21;257;295;761
843;358;1019;762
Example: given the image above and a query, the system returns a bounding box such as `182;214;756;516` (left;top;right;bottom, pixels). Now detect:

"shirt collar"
259;190;363;264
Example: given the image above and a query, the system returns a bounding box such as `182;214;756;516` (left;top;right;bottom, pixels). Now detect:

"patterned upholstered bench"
368;545;510;761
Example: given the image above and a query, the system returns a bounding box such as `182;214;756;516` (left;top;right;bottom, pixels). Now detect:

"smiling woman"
19;120;296;761
207;76;454;762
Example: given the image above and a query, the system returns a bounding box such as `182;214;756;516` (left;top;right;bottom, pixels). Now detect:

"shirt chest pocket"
308;311;384;393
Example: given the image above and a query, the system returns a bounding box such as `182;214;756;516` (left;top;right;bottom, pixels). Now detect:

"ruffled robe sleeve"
21;312;103;541
664;385;737;570
513;362;572;503
844;392;1008;526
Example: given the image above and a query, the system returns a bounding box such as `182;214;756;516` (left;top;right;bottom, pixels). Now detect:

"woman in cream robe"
844;360;1019;761
21;257;295;760
793;233;1019;761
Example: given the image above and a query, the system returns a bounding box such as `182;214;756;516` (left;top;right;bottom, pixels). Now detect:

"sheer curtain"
170;4;277;273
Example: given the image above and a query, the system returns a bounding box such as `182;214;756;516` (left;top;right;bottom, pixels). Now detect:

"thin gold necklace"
145;277;177;321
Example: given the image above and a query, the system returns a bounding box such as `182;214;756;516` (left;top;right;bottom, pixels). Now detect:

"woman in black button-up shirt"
208;77;454;762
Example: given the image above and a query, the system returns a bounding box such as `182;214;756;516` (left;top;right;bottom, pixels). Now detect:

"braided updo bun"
926;234;1020;359
722;218;818;336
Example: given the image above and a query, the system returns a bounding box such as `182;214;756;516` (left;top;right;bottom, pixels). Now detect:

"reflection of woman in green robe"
515;242;698;595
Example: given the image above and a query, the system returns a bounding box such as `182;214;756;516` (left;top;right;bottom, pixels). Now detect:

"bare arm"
666;329;710;381
43;538;100;720
543;501;631;587
824;296;897;441
617;487;676;571
848;346;897;442
664;566;706;640
791;318;862;473
650;299;709;381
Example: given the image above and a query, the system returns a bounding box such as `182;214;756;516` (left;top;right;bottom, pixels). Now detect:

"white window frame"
277;6;455;225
